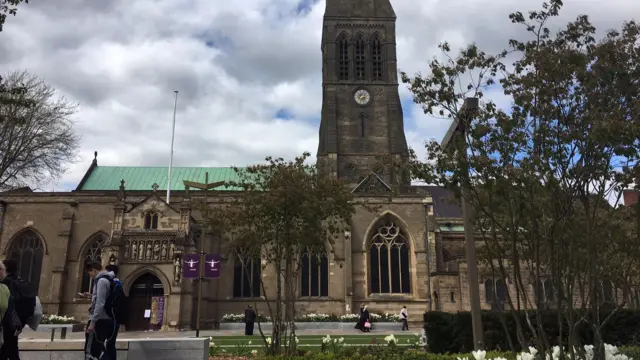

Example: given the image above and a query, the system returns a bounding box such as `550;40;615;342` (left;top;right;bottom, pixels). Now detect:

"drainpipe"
0;201;5;234
423;200;432;311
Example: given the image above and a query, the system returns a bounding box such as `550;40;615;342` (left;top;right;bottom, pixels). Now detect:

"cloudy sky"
0;0;638;191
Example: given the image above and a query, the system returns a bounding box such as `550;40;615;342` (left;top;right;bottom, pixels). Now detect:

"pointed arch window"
354;35;366;80
485;277;508;304
337;34;350;80
233;248;261;298
80;233;108;294
144;212;159;230
371;34;383;80
369;220;410;294
300;248;329;297
7;229;45;294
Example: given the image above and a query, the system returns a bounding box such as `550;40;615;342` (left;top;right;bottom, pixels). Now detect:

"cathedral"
0;0;511;331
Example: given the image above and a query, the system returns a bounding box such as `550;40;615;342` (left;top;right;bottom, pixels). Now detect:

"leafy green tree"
0;0;26;32
204;152;359;356
401;0;639;357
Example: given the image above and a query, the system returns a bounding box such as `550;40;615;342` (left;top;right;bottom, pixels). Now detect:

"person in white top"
400;306;408;331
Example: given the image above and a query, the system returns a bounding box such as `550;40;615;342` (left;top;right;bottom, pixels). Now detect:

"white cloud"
0;0;638;191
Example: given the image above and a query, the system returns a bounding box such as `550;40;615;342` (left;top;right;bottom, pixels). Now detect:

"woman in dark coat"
354;304;365;331
361;305;371;332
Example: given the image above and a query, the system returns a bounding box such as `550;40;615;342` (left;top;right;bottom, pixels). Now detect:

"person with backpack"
0;259;36;360
104;264;124;360
0;261;22;359
85;261;117;360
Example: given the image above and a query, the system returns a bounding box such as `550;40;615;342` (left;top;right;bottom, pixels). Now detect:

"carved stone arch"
353;31;366;41
362;211;416;296
2;226;48;255
123;266;172;297
362;210;416;250
370;31;383;41
76;231;109;261
76;231;110;294
336;31;350;42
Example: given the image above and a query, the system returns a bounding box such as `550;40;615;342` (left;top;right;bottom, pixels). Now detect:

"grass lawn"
209;334;419;348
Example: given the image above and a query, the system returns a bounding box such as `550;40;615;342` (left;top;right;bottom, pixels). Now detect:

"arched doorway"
127;273;164;331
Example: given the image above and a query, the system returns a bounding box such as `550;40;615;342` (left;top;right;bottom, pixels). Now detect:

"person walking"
354;304;365;331
400;306;409;331
244;305;256;336
105;264;123;360
361;305;371;333
85;261;116;360
0;259;35;360
0;261;21;360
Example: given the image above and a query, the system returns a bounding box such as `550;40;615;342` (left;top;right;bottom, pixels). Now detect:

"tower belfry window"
355;35;366;80
338;34;349;80
371;34;383;81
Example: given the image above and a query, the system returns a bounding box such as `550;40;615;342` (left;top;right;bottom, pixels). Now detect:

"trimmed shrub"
424;310;640;354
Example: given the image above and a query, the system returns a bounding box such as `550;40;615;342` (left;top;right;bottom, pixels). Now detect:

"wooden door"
126;273;164;331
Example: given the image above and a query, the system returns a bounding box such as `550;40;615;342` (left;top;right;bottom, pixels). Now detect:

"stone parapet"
19;338;208;360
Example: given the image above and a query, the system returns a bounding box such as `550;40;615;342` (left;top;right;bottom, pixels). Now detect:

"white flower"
248;341;252;345
338;337;344;343
251;350;258;356
472;350;487;360
529;347;538;356
266;337;272;345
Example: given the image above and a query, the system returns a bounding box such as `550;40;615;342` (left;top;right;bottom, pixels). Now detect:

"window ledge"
73;298;91;304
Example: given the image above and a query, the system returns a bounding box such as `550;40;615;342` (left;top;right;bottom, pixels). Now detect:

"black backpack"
100;276;126;323
8;277;36;324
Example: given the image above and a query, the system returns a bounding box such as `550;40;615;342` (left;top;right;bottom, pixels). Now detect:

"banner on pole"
204;253;221;279
182;253;200;279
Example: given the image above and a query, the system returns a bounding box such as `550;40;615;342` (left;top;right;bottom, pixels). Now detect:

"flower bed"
207;339;637;360
40;314;78;324
221;312;400;323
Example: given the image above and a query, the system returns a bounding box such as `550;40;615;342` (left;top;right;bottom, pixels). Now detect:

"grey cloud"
0;0;637;191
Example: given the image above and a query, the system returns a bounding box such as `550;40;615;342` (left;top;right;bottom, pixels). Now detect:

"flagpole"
166;90;179;204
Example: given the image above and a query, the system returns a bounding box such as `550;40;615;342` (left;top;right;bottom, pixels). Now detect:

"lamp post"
441;97;484;350
183;173;225;338
423;198;432;311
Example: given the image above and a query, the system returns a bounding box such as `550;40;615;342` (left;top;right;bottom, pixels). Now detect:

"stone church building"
0;0;523;331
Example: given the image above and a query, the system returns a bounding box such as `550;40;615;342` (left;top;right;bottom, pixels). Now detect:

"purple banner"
157;296;164;327
204;254;221;279
182;253;200;279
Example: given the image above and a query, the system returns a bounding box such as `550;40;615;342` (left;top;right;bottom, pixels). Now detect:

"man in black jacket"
0;259;35;360
244;305;256;336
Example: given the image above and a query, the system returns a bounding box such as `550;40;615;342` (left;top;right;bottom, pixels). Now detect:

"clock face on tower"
354;89;371;106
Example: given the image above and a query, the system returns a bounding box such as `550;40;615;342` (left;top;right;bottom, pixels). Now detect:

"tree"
0;0;26;32
401;0;639;358
0;0;29;107
203;152;359;356
0;70;80;191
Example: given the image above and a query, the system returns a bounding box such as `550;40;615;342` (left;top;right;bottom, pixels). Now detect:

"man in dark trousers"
105;264;123;360
244;305;256;336
0;259;36;360
85;261;116;360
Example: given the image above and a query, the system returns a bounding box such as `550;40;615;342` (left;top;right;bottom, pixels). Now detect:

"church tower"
316;0;410;190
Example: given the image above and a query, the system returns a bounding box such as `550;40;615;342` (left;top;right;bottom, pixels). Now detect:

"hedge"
423;310;640;354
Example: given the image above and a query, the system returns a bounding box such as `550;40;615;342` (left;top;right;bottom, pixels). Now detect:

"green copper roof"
77;166;242;191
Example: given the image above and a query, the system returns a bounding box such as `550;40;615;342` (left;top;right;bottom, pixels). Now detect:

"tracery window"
337;34;350;80
485;278;508;303
80;233;108;294
144;212;159;229
369;220;410;294
233;248;261;298
300;248;329;297
371;34;383;80
7;229;44;294
354;34;366;80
